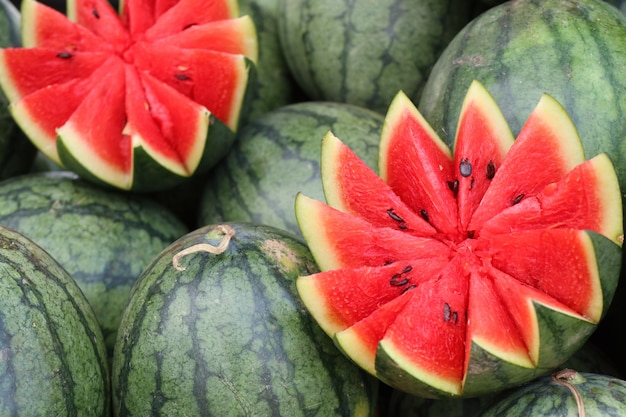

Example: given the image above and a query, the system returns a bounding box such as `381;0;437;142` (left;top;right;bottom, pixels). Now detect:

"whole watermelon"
0;224;110;416
112;222;378;416
479;369;626;416
418;0;626;196
277;0;473;113
198;101;385;236
0;171;188;354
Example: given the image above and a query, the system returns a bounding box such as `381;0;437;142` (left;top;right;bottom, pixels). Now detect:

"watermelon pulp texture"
295;80;623;398
0;0;257;191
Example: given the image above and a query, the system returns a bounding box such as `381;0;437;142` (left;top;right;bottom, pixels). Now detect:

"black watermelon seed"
401;285;416;294
447;179;459;197
92;9;100;18
390;274;409;287
175;74;190;81
443;303;451;322
419;209;429;223
486;160;496;179
459;158;472;177
467;230;475;239
513;193;525;205
402;265;412;274
56;51;73;59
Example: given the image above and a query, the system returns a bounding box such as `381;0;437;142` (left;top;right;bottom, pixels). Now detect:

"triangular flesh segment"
0;48;110;101
56;57;131;189
130;43;250;131
66;0;130;51
453;80;514;231
334;294;413;376
379;91;458;238
480;154;624;245
485;229;603;322
295;194;451;271
466;271;532;369
469;94;586;231
20;0;112;50
7;55;117;163
124;68;209;177
296;258;450;336
152;17;258;63
143;0;239;41
321;131;436;237
490;268;587;365
378;262;469;396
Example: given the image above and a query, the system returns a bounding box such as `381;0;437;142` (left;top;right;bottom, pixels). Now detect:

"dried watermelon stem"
552;368;585;417
172;225;235;271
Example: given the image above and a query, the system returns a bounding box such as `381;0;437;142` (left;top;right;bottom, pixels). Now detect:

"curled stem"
172;225;235;271
552;368;585;417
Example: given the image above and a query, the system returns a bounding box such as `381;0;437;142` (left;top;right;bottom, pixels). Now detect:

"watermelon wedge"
0;0;257;190
295;80;623;398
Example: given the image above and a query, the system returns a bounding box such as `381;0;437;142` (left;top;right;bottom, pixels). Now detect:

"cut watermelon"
0;0;257;190
295;80;623;398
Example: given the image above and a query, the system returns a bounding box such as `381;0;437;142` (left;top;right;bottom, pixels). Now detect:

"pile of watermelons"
0;0;625;415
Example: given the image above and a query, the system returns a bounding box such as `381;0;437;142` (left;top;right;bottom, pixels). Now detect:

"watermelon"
198;101;385;236
294;80;623;398
479;369;626;416
417;0;626;207
0;224;110;416
112;222;378;416
0;0;37;179
0;170;188;354
0;0;258;191
277;0;474;114
238;0;301;120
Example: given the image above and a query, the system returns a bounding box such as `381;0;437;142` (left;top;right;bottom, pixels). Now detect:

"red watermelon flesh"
0;0;257;191
295;80;623;398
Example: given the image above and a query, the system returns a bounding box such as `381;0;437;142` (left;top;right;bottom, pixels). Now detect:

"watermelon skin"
418;0;626;203
198;101;385;236
112;222;378;417
0;224;110;416
238;0;302;121
479;369;626;416
277;0;474;114
0;171;188;354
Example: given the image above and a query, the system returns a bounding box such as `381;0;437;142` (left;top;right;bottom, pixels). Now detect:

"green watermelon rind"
478;370;626;416
372;230;622;399
112;222;378;416
0;225;110;415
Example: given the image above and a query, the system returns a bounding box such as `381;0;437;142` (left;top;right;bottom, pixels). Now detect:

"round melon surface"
277;0;474;114
112;222;378;417
198;101;384;236
479;369;626;417
0;171;188;354
0;224;110;416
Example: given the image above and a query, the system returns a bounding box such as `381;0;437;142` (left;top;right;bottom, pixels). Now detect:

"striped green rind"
0;171;188;355
277;0;473;113
418;0;626;197
113;222;378;417
0;225;109;416
198;101;384;236
239;0;301;120
479;370;626;416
